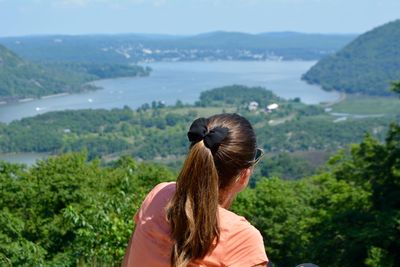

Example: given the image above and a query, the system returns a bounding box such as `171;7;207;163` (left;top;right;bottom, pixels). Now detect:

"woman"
123;113;268;267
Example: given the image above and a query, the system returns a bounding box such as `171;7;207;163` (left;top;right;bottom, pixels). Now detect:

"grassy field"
331;95;400;115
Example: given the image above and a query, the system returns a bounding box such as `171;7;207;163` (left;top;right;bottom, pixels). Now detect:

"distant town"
107;45;286;62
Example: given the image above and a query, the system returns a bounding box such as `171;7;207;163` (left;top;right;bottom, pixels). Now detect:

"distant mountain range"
303;20;400;96
0;31;356;63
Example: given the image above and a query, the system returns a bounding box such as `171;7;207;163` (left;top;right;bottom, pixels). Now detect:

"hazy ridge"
0;31;356;63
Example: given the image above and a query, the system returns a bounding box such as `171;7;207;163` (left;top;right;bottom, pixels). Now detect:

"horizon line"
0;30;360;39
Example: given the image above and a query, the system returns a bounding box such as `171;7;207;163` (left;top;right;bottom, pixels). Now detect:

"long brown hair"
167;113;257;266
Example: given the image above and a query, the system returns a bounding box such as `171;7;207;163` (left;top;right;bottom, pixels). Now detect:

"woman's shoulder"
138;182;176;215
150;181;176;196
145;181;176;203
218;207;261;238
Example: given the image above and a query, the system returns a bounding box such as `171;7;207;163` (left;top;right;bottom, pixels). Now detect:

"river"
0;152;50;165
0;60;339;164
0;61;339;123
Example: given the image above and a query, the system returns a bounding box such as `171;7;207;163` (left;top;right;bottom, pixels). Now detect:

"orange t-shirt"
123;182;268;267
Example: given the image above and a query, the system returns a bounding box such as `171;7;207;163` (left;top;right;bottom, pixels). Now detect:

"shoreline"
18;98;35;103
0;72;151;106
1;93;73;106
0;88;96;106
41;92;70;99
0;152;50;166
321;92;347;107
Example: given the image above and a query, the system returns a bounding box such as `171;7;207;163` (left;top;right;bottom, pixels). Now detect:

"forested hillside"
0;44;95;101
303;19;400;95
0;45;151;102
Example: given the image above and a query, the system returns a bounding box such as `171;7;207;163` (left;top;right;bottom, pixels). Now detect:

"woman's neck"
219;190;236;209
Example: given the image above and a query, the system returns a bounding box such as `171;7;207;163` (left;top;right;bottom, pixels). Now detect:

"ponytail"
167;114;257;266
167;140;220;266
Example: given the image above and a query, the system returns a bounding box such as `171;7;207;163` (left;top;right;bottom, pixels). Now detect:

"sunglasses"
252;147;265;166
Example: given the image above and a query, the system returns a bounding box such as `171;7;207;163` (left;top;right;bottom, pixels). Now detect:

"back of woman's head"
167;113;257;267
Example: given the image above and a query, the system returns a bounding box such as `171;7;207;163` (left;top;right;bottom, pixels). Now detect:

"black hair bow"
187;118;229;150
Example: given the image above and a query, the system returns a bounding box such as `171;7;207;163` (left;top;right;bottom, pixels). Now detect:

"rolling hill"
0;45;151;102
0;44;95;101
302;20;400;96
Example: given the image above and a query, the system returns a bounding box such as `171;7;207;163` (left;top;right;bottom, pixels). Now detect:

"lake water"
0;61;339;123
0;152;50;165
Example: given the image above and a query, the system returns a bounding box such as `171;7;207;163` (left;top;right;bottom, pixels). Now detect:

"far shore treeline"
0;32;356;63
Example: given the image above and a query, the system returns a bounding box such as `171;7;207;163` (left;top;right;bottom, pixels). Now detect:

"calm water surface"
0;153;50;165
0;61;339;123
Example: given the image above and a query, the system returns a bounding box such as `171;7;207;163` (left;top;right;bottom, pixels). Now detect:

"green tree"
232;178;312;266
391;81;400;95
0;152;176;266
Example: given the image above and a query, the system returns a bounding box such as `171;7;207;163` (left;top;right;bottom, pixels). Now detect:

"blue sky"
1;0;399;37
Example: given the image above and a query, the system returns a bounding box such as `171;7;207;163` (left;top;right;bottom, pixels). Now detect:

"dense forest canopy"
302;19;400;96
196;85;281;107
